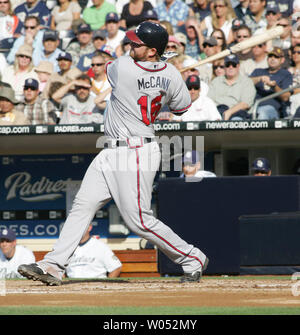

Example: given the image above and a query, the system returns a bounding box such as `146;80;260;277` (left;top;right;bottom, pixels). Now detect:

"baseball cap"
268;46;284;58
77;23;92;34
144;9;158;20
93;30;106;40
105;12;119;23
43;30;59;42
232;18;246;31
57;51;72;62
24;78;39;90
251;157;271;172
0;228;16;241
186;75;200;90
183;150;200;165
203;36;217;47
98;45;116;58
224;54;240;65
0;86;19;104
266;3;280;14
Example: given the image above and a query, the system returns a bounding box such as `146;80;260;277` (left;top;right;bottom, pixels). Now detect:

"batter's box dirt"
1;277;299;307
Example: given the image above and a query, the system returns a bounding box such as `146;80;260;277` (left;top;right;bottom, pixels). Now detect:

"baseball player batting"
18;22;209;286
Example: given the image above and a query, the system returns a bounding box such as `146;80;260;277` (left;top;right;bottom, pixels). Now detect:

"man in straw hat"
0;85;29;125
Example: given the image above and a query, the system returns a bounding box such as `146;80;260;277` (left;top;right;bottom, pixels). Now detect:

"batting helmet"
126;21;169;56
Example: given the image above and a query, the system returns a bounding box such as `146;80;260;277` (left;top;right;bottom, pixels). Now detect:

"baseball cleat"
180;257;209;283
18;263;62;286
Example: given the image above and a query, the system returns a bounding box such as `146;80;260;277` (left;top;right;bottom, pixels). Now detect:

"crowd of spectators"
0;0;299;125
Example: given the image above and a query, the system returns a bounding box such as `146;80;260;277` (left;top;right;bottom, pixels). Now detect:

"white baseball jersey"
105;55;191;139
65;237;122;278
0;245;35;279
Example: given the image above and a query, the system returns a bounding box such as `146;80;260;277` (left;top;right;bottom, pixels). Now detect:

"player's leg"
105;142;208;280
18;151;112;284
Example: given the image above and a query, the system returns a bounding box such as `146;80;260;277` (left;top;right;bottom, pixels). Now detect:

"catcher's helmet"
126;21;169;56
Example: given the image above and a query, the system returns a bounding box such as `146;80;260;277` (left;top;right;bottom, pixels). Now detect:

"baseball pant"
39;141;207;279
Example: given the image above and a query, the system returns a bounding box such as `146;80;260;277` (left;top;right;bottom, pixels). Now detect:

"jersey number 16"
138;94;162;126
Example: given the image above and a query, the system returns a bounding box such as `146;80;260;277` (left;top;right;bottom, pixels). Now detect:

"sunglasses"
25;25;37;30
237;35;250;39
293;50;300;55
188;86;200;91
0;1;9;3
213;65;225;70
213;36;224;40
268;54;281;59
225;62;237;68
203;43;214;48
266;11;277;16
18;54;31;59
24;86;37;91
91;63;105;67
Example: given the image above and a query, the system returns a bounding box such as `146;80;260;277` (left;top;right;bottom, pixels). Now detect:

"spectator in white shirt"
169;75;221;122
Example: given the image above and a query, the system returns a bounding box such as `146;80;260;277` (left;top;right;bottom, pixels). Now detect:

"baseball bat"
180;25;284;72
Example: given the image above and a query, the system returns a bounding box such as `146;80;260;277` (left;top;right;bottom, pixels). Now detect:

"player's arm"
107;265;122;278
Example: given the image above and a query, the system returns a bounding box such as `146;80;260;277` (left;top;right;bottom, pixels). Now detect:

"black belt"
104;137;153;148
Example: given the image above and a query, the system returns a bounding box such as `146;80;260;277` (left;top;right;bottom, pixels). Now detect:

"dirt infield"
1;277;300;308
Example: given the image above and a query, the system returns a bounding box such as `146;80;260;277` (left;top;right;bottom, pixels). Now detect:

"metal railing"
251;84;300;120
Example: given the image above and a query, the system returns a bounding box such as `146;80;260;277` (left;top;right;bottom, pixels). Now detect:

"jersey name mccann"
137;76;171;91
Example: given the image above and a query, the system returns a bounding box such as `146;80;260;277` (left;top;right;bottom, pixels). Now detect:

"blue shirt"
155;0;189;32
14;0;51;28
6;29;44;64
250;67;293;113
32;47;63;72
185;39;201;60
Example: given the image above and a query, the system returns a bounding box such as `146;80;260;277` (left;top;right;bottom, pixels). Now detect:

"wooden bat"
180;25;284;73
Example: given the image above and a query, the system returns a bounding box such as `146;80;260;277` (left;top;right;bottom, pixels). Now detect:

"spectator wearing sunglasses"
2;43;39;101
240;40;268;76
52;73;103;124
168;75;221;122
250;47;293;119
265;3;281;30
6;16;44;64
251;157;271;176
212;59;225;79
16;78;57;124
208;54;256;120
90;52;111;112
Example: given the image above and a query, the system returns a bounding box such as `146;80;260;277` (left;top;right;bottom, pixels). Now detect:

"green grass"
0;306;300;315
